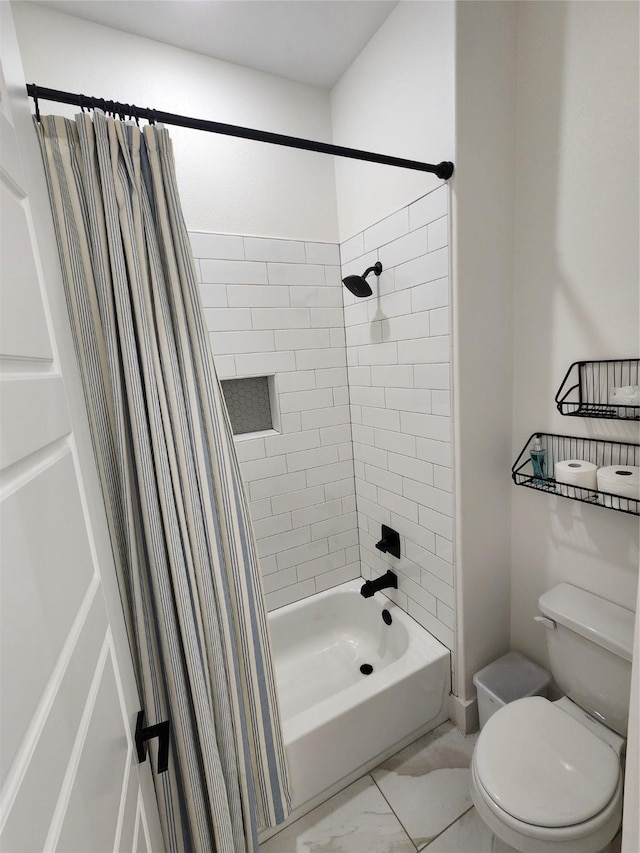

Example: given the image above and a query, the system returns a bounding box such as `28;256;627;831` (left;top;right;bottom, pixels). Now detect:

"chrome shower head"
342;262;383;298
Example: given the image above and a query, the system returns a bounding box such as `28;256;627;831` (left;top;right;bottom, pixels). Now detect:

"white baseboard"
448;692;479;734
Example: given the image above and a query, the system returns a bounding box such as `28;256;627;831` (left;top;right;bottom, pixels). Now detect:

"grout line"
335;261;365;585
368;772;419;852
417;805;475;850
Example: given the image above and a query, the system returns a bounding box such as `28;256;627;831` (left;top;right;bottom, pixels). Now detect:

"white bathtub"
268;578;451;809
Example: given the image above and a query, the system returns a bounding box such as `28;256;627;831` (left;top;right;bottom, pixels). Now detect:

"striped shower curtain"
36;111;290;852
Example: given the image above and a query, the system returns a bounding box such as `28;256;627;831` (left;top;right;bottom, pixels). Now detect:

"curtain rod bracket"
435;161;454;181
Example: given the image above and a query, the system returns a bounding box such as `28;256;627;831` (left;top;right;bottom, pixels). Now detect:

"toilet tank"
538;583;634;737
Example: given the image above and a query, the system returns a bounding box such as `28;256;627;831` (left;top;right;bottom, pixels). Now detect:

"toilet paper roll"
596;465;640;500
555;459;598;491
609;385;640;406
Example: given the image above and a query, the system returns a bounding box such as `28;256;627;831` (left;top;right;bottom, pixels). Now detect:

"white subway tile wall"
342;185;455;651
189;185;455;651
190;232;359;610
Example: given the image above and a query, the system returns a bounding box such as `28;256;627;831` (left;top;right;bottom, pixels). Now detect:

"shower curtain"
36;111;290;852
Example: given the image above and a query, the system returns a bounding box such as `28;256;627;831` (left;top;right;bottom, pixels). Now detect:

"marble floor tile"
371;721;478;850
259;774;415;853
422;807;513;852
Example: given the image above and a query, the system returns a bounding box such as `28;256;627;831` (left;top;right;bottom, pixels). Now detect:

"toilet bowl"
470;584;634;853
470;696;624;853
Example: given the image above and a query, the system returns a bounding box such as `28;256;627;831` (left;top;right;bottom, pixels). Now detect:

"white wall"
452;1;517;705
16;0;457;244
189;231;359;609
452;0;639;725
330;1;455;242
12;1;338;242
510;1;639;669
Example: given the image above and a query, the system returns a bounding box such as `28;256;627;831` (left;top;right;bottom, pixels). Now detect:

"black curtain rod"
26;83;454;180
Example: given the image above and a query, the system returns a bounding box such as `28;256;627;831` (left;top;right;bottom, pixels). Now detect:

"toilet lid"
475;697;620;828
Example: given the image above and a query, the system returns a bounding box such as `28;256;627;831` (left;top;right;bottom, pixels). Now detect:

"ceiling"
30;0;399;89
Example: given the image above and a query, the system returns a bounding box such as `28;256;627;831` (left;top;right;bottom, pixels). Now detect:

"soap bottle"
530;434;547;483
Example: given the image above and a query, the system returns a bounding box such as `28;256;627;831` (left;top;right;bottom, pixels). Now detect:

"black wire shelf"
555;359;639;420
512;433;640;516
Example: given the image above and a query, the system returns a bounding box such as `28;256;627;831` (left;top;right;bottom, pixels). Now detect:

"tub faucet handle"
375;525;400;559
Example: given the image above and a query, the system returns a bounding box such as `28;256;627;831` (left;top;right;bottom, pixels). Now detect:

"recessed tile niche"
221;376;273;436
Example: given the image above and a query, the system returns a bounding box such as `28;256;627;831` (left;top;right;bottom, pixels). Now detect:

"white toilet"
470;583;635;853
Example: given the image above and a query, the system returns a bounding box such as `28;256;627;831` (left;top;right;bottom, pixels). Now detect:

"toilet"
470;583;635;853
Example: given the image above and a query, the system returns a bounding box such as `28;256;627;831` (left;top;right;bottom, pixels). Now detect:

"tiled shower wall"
189;187;456;647
342;186;455;651
189;232;359;610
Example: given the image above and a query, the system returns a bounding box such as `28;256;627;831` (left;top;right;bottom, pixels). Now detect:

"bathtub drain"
360;664;374;675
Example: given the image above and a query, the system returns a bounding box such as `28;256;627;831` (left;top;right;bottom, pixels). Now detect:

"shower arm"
26;84;455;180
362;264;383;279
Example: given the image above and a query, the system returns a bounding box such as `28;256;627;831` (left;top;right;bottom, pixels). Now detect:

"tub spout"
360;570;398;598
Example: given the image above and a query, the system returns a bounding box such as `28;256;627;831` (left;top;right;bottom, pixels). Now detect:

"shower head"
342;262;383;298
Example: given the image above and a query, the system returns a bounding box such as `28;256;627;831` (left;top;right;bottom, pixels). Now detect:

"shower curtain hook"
32;84;41;123
79;94;86;113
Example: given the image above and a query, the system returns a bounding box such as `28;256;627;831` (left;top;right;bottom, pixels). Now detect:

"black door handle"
135;710;170;774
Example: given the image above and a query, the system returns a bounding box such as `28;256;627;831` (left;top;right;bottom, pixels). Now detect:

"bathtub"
268;578;451;809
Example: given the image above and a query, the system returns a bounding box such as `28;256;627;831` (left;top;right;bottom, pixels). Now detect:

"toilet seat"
474;697;620;828
471;757;623;851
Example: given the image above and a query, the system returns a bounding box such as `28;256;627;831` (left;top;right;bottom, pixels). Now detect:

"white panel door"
0;6;164;851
